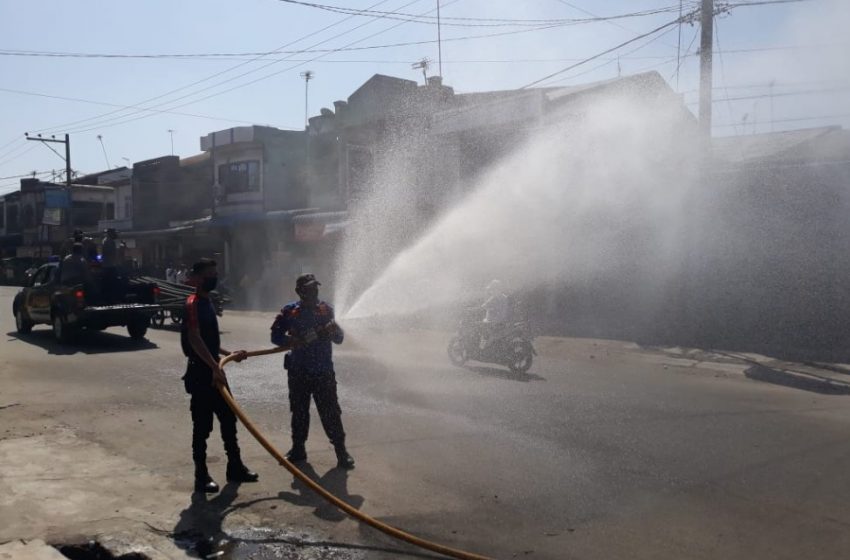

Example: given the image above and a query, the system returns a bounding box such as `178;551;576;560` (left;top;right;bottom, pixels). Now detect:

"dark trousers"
190;386;241;474
288;370;346;448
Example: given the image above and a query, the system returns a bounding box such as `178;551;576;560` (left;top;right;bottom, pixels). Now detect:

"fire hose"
218;347;493;560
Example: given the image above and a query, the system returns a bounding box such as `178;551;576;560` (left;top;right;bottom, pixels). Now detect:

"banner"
44;189;71;209
42;208;62;226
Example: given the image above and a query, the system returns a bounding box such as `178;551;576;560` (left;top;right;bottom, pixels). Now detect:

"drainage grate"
54;541;150;560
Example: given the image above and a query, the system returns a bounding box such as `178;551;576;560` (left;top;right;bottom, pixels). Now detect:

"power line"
0;171;52;181
0;145;37;168
0;87;272;126
713;113;850;128
538;24;682;87
520;10;697;89
714;16;740;135
277;0;692;26
53;0;440;136
22;0;400;139
551;0;684;51
3;41;839;61
671;23;699;83
684;86;850;104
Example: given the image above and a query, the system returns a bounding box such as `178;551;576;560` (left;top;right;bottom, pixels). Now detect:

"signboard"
44;189;70;209
294;222;325;242
42;208;62;226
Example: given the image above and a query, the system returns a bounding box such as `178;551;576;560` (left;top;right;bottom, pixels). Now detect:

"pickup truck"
12;262;161;343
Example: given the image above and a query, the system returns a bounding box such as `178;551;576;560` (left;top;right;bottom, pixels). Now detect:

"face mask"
202;277;218;292
299;286;319;302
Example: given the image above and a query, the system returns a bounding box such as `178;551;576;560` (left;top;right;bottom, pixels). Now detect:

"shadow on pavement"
5;328;158;355
465;364;546;383
745;364;850;395
170;482;242;557
278;462;364;522
160;473;437;559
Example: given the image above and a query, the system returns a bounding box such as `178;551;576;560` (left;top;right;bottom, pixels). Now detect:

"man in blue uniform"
182;258;257;493
270;274;354;469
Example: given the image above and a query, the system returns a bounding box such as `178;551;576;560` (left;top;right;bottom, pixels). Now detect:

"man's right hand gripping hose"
218;347;494;560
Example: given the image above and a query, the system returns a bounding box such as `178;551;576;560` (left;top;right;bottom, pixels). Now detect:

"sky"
0;0;847;195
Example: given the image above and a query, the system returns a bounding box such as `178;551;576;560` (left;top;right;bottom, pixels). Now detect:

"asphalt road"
2;285;850;560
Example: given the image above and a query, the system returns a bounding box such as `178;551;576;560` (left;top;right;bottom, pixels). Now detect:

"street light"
300;70;314;128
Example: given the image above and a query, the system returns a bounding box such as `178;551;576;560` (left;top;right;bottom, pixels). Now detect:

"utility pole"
167;129;175;155
25;132;73;229
300;70;314;128
436;0;443;77
699;0;714;146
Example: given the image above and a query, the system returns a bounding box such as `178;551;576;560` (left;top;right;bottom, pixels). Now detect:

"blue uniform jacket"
270;300;343;373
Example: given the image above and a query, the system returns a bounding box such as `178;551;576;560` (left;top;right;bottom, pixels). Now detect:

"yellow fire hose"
218;347;493;560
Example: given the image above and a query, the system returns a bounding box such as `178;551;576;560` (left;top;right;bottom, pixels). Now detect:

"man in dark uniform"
182;258;258;493
101;228;119;303
270;274;354;469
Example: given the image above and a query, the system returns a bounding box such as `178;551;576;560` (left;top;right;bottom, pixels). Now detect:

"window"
105;203;115;220
218;160;260;194
32;266;50;286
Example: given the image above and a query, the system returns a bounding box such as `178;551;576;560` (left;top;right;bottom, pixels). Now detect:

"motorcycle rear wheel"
447;336;468;366
508;340;534;374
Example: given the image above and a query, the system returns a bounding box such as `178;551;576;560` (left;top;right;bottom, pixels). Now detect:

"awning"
292;211;349;242
207;208;320;229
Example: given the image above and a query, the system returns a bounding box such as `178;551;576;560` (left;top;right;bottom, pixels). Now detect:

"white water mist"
338;93;700;320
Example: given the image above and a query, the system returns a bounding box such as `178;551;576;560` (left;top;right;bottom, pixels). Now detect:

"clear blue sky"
0;0;846;194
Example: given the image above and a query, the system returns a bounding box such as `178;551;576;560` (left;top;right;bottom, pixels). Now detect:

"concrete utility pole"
300;70;314;128
699;0;714;144
25;132;73;229
167;129;175;155
436;0;443;77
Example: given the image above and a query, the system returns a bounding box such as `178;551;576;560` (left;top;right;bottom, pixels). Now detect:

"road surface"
1;286;849;559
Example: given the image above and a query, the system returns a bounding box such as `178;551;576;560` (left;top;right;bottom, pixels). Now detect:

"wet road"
2;286;850;559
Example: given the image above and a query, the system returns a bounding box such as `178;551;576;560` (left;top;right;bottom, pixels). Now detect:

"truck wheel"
150;309;166;328
15;307;33;334
128;319;148;340
52;313;73;344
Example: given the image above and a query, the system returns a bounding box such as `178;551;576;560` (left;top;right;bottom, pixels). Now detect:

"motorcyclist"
480;280;510;350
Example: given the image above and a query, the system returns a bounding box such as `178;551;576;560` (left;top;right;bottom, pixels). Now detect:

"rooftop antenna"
97;134;110;169
299;70;315;128
412;58;431;85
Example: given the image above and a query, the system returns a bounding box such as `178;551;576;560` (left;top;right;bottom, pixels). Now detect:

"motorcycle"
447;307;536;374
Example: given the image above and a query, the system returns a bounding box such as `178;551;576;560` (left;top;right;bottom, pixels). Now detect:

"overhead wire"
520;9;697;89
1;42;841;60
536;24;682;87
276;0;691;26
24;0;401;137
0;87;273;127
53;0;441;135
62;0;489;135
714;15;740;135
671;23;698;84
0;0;402;165
713;113;850;128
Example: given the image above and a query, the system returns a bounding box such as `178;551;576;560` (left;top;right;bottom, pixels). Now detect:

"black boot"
194;466;219;493
285;443;307;463
335;445;355;470
226;462;259;483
